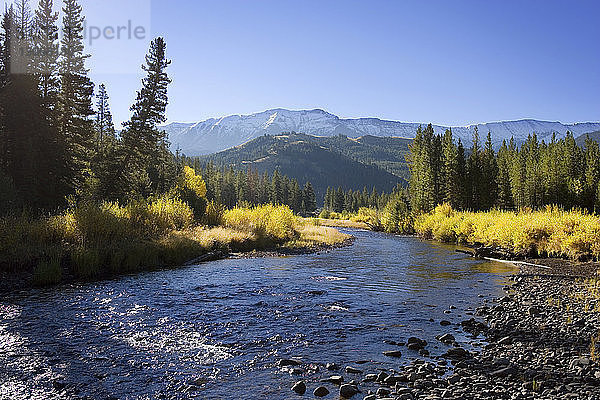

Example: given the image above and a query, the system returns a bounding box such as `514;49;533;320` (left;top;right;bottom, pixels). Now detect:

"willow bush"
416;204;600;259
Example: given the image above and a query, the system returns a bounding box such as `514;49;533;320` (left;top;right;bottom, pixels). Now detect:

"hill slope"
199;133;407;201
576;131;600;147
164;108;600;155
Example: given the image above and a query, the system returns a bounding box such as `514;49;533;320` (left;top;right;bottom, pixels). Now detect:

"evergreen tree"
481;132;498;209
496;140;513;209
32;0;59;111
116;37;171;199
466;127;484;209
58;0;94;192
441;128;461;208
94;83;114;146
583;136;600;212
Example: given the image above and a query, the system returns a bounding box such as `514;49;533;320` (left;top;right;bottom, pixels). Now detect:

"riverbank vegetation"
416;204;600;260
321;125;600;258
0;0;346;288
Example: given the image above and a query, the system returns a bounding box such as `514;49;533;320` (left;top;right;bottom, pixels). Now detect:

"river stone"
279;358;301;367
326;362;340;370
376;388;391;396
376;371;389;382
313;385;329;397
442;347;470;359
363;395;376;400
291;381;306;395
363;374;377;382
339;384;359;398
437;333;455;344
383;350;402;357
407;337;427;350
440;320;452;326
345;366;362;374
322;375;344;385
490;366;517;378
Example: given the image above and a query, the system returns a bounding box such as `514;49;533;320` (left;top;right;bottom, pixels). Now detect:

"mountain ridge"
163;108;600;156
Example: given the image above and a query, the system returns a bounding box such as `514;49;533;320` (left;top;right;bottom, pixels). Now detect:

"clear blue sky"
81;0;600;126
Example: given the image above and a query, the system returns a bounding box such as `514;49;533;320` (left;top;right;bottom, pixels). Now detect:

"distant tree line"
323;185;405;213
409;124;600;213
182;159;317;215
0;0;178;213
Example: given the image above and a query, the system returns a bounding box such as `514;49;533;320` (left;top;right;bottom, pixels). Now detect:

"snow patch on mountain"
163;109;600;156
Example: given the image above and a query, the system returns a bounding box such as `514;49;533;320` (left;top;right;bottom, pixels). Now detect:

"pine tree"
32;0;59;112
0;4;65;209
496;140;513;209
456;139;467;209
466;127;483;210
115;37;171;199
481;132;498;209
94;83;114;146
583;136;600;212
58;0;94;192
441;128;461;208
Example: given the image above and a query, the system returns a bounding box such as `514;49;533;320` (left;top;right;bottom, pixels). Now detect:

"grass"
415;203;600;260
1;202;349;287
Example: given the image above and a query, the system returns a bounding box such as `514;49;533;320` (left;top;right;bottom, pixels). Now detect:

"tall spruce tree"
466;127;483;210
441;128;461;208
58;0;94;192
302;182;316;214
481;132;498;209
116;37;171;199
583;136;600;212
94;83;114;146
32;0;59;112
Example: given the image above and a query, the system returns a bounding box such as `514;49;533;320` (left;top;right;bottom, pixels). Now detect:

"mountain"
199;133;407;202
163;108;600;155
576;131;600;147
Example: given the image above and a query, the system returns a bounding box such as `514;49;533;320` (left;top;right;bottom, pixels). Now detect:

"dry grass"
311;218;369;229
285;224;351;249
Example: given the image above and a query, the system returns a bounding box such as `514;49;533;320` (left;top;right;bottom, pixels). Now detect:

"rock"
289;367;305;375
440;320;452;326
528;306;542;316
363;374;377;382
442;347;470;359
322;375;344;385
279;358;302;367
291;381;306;395
496;336;512;345
447;374;460;385
363;395;376;400
490;366;517;378
383;350;402;357
376;387;391;396
437;333;455;344
376;371;389;382
313;386;330;397
339;384;360;398
326;362;340;370
407;337;427;350
345;366;362;374
384;374;408;384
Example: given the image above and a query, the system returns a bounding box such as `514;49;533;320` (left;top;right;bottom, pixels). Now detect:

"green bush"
32;256;63;286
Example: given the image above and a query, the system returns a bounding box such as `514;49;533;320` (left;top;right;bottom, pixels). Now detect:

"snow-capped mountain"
163;108;600;155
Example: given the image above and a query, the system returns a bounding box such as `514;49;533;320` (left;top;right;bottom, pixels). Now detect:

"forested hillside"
198;133;407;203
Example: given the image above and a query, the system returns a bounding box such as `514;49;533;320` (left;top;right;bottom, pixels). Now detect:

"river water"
0;229;514;399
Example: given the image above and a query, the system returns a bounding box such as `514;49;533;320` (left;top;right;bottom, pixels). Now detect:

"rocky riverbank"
280;261;600;399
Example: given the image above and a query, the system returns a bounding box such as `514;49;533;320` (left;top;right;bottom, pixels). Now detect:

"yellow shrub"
415;204;600;259
223;204;299;242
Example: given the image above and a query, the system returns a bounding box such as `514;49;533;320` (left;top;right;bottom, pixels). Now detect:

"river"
0;229;514;399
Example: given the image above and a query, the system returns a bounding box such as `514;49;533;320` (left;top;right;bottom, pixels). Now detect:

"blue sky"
53;1;600;125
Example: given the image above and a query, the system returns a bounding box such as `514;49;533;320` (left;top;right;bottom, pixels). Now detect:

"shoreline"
0;234;355;294
279;259;600;399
